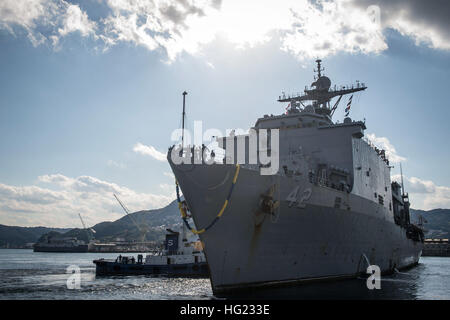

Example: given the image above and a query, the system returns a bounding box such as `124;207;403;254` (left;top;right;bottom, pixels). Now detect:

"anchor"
253;184;280;226
259;184;280;215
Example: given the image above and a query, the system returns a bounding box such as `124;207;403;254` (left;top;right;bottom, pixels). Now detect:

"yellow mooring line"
175;164;240;234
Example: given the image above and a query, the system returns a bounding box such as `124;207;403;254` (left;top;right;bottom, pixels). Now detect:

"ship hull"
170;163;422;295
33;245;89;253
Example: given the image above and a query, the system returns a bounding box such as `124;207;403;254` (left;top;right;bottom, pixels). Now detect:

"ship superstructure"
168;60;423;295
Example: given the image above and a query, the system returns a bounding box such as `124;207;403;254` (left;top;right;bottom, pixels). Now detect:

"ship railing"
309;174;350;192
362;137;390;165
170;144;225;164
279;82;366;100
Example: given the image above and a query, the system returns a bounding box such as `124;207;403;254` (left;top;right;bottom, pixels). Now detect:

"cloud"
159;183;175;195
0;174;173;227
1;1;449;61
366;133;406;163
133;142;167;162
280;1;387;60
37;173;74;188
351;0;450;51
163;171;175;179
0;0;55;46
107;160;126;169
99;0;387;61
0;0;48;29
391;175;450;210
0;0;97;47
58;3;96;37
101;0;221;60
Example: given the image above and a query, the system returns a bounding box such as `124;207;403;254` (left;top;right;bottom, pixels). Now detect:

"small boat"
93;228;209;277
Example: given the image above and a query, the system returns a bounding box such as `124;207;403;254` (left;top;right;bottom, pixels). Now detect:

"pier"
422;239;450;257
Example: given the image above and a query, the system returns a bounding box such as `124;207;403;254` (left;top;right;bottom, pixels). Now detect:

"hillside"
0;225;71;248
31;200;183;246
410;208;450;239
89;199;183;242
0;200;182;247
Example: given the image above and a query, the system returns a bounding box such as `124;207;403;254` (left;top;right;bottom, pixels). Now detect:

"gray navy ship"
168;60;424;295
33;236;89;253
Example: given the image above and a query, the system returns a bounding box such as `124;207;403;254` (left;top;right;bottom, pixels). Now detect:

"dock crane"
78;213;95;242
113;194;150;242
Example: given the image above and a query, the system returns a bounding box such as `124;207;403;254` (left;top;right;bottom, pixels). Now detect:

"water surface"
0;250;448;300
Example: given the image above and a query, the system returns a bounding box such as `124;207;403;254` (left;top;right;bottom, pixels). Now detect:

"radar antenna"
278;59;367;118
314;59;324;78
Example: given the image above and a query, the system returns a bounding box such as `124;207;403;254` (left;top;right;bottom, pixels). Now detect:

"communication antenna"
314;59;324;78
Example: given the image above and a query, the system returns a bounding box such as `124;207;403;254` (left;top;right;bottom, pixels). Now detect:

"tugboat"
93;227;209;277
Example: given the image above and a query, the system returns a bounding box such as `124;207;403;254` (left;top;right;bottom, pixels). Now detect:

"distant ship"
168;60;424;295
93;227;208;276
33;236;89;253
33;213;93;253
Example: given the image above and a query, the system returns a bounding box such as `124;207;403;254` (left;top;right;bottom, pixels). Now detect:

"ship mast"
400;163;405;196
278;59;367;118
179;91;189;243
181;91;187;150
314;59;324;78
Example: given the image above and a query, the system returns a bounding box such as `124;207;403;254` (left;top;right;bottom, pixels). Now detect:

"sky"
0;0;449;227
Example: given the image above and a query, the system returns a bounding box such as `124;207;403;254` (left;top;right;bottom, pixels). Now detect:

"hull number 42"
286;186;312;208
